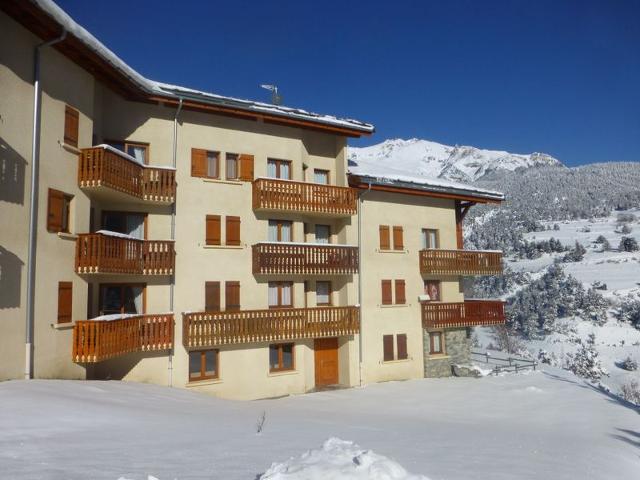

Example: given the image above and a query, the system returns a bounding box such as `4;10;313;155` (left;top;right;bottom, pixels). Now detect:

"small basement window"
189;350;219;381
269;343;294;372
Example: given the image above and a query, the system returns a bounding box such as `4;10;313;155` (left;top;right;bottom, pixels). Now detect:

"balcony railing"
419;249;503;276
72;313;174;363
183;306;359;348
421;300;505;329
75;233;175;275
252;242;358;275
252;178;357;216
78;146;176;203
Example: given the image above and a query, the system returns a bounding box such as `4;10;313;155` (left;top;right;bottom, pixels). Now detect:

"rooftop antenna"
260;84;282;105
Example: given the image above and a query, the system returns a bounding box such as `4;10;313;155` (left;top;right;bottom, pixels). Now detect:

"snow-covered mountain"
349;138;563;183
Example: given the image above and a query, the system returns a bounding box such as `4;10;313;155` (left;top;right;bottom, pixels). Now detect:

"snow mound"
259;438;430;480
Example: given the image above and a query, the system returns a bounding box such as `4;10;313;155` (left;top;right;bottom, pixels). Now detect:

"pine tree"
568;333;607;381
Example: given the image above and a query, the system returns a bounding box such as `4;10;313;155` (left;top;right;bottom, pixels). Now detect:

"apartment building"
0;0;505;400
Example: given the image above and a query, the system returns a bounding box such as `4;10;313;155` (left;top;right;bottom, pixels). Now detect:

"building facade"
0;0;505;400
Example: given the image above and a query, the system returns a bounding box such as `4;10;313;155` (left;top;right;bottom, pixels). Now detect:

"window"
315;224;331;244
47;188;73;233
381;280;393;305
205;215;221;245
424;280;441;302
205;282;220;311
207;151;220;178
429;332;444;354
191;148;218;178
392;226;404;250
269;343;294;372
316;281;331;306
379;225;390;250
383;334;408;361
314;169;329;184
395;280;406;305
226;153;238;180
422;229;439;249
108;140;149;164
189;350;219;381
101;211;146;239
99;284;144;315
268;220;292;242
64;105;79;147
57;281;72;324
268;281;293;308
226;216;241;246
238;154;255;181
267;158;291;179
225;281;240;311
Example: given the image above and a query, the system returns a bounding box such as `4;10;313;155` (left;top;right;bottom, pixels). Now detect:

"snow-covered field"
1;372;638;480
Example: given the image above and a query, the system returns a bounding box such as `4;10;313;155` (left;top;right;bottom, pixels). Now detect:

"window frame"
225;152;239;180
429;331;444;355
267;158;292;180
188;349;219;382
105;139;150;165
98;283;146;316
422;228;439;249
315;224;331;244
47;188;74;233
424;280;442;302
269;343;295;372
268;281;294;309
268;219;293;242
315;281;332;306
100;210;148;239
206;150;220;179
313;168;330;185
57;281;73;324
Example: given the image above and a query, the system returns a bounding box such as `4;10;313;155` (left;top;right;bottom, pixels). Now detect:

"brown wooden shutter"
205;281;220;312
397;334;408;360
393;226;404;250
57;281;72;323
205;215;221;245
226;216;241;246
238;154;254;181
379;225;390;250
395;279;406;305
47;188;64;232
225;281;240;311
381;280;392;305
383;334;394;361
191;148;208;177
64;105;79;147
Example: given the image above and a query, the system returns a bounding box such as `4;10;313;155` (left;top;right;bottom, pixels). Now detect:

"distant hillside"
349;138;562;182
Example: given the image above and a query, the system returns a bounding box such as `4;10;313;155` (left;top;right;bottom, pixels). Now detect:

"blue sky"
58;0;639;166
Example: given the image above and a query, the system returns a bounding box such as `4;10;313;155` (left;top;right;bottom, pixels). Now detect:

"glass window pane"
268;220;278;242
281;222;291;242
207;152;218;177
280;162;290;179
316;282;330;305
267;160;277;178
226;154;238;179
429;231;437;248
282;344;294;369
204;351;217;377
101;286;122;315
269;345;279;370
431;333;441;353
126;214;145;239
127;145;146;164
315;225;330;244
314;170;328;184
189;352;201;378
281;283;291;306
268;283;278;306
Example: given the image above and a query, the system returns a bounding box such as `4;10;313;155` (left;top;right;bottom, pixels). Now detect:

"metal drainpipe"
356;180;372;387
25;30;67;380
167;97;183;387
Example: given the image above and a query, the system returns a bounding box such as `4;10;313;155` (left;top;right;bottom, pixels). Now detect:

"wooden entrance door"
314;337;339;387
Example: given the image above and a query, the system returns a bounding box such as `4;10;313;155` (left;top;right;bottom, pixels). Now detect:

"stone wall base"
423;327;471;378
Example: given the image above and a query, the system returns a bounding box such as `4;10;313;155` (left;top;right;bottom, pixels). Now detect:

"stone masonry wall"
423;328;471;378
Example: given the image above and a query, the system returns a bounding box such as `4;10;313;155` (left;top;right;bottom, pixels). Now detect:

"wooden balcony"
78;146;176;203
252;178;357;216
419;249;503;276
183;306;359;348
75;233;175;275
421;300;505;329
72;313;174;363
252;242;358;275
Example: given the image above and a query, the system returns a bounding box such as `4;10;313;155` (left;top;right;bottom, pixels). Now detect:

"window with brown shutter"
57;281;72;323
225;281;240;311
64;105;79;147
397;334;408;360
392;226;404;250
205;282;220;312
226;216;241;246
379;225;390;250
191;148;208;178
395;280;406;305
238;154;254;181
47;188;72;233
381;280;392;305
383;335;394;362
205;215;221;245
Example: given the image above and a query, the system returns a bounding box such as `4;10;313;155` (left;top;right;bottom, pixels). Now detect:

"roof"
2;0;374;137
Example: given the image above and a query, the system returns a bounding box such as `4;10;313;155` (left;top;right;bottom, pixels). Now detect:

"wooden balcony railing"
252;178;357;216
419;249;503;275
75;233;175;275
421;300;505;329
183;306;359;348
78;146;176;203
72;313;174;363
252;242;358;275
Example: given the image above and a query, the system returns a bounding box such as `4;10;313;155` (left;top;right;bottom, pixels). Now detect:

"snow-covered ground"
1;373;638;480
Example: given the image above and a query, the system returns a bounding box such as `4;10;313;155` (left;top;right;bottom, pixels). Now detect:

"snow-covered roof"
25;0;374;135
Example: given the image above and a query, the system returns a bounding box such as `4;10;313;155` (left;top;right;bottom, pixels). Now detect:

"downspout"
168;97;183;387
357;180;372;387
25;30;67;380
